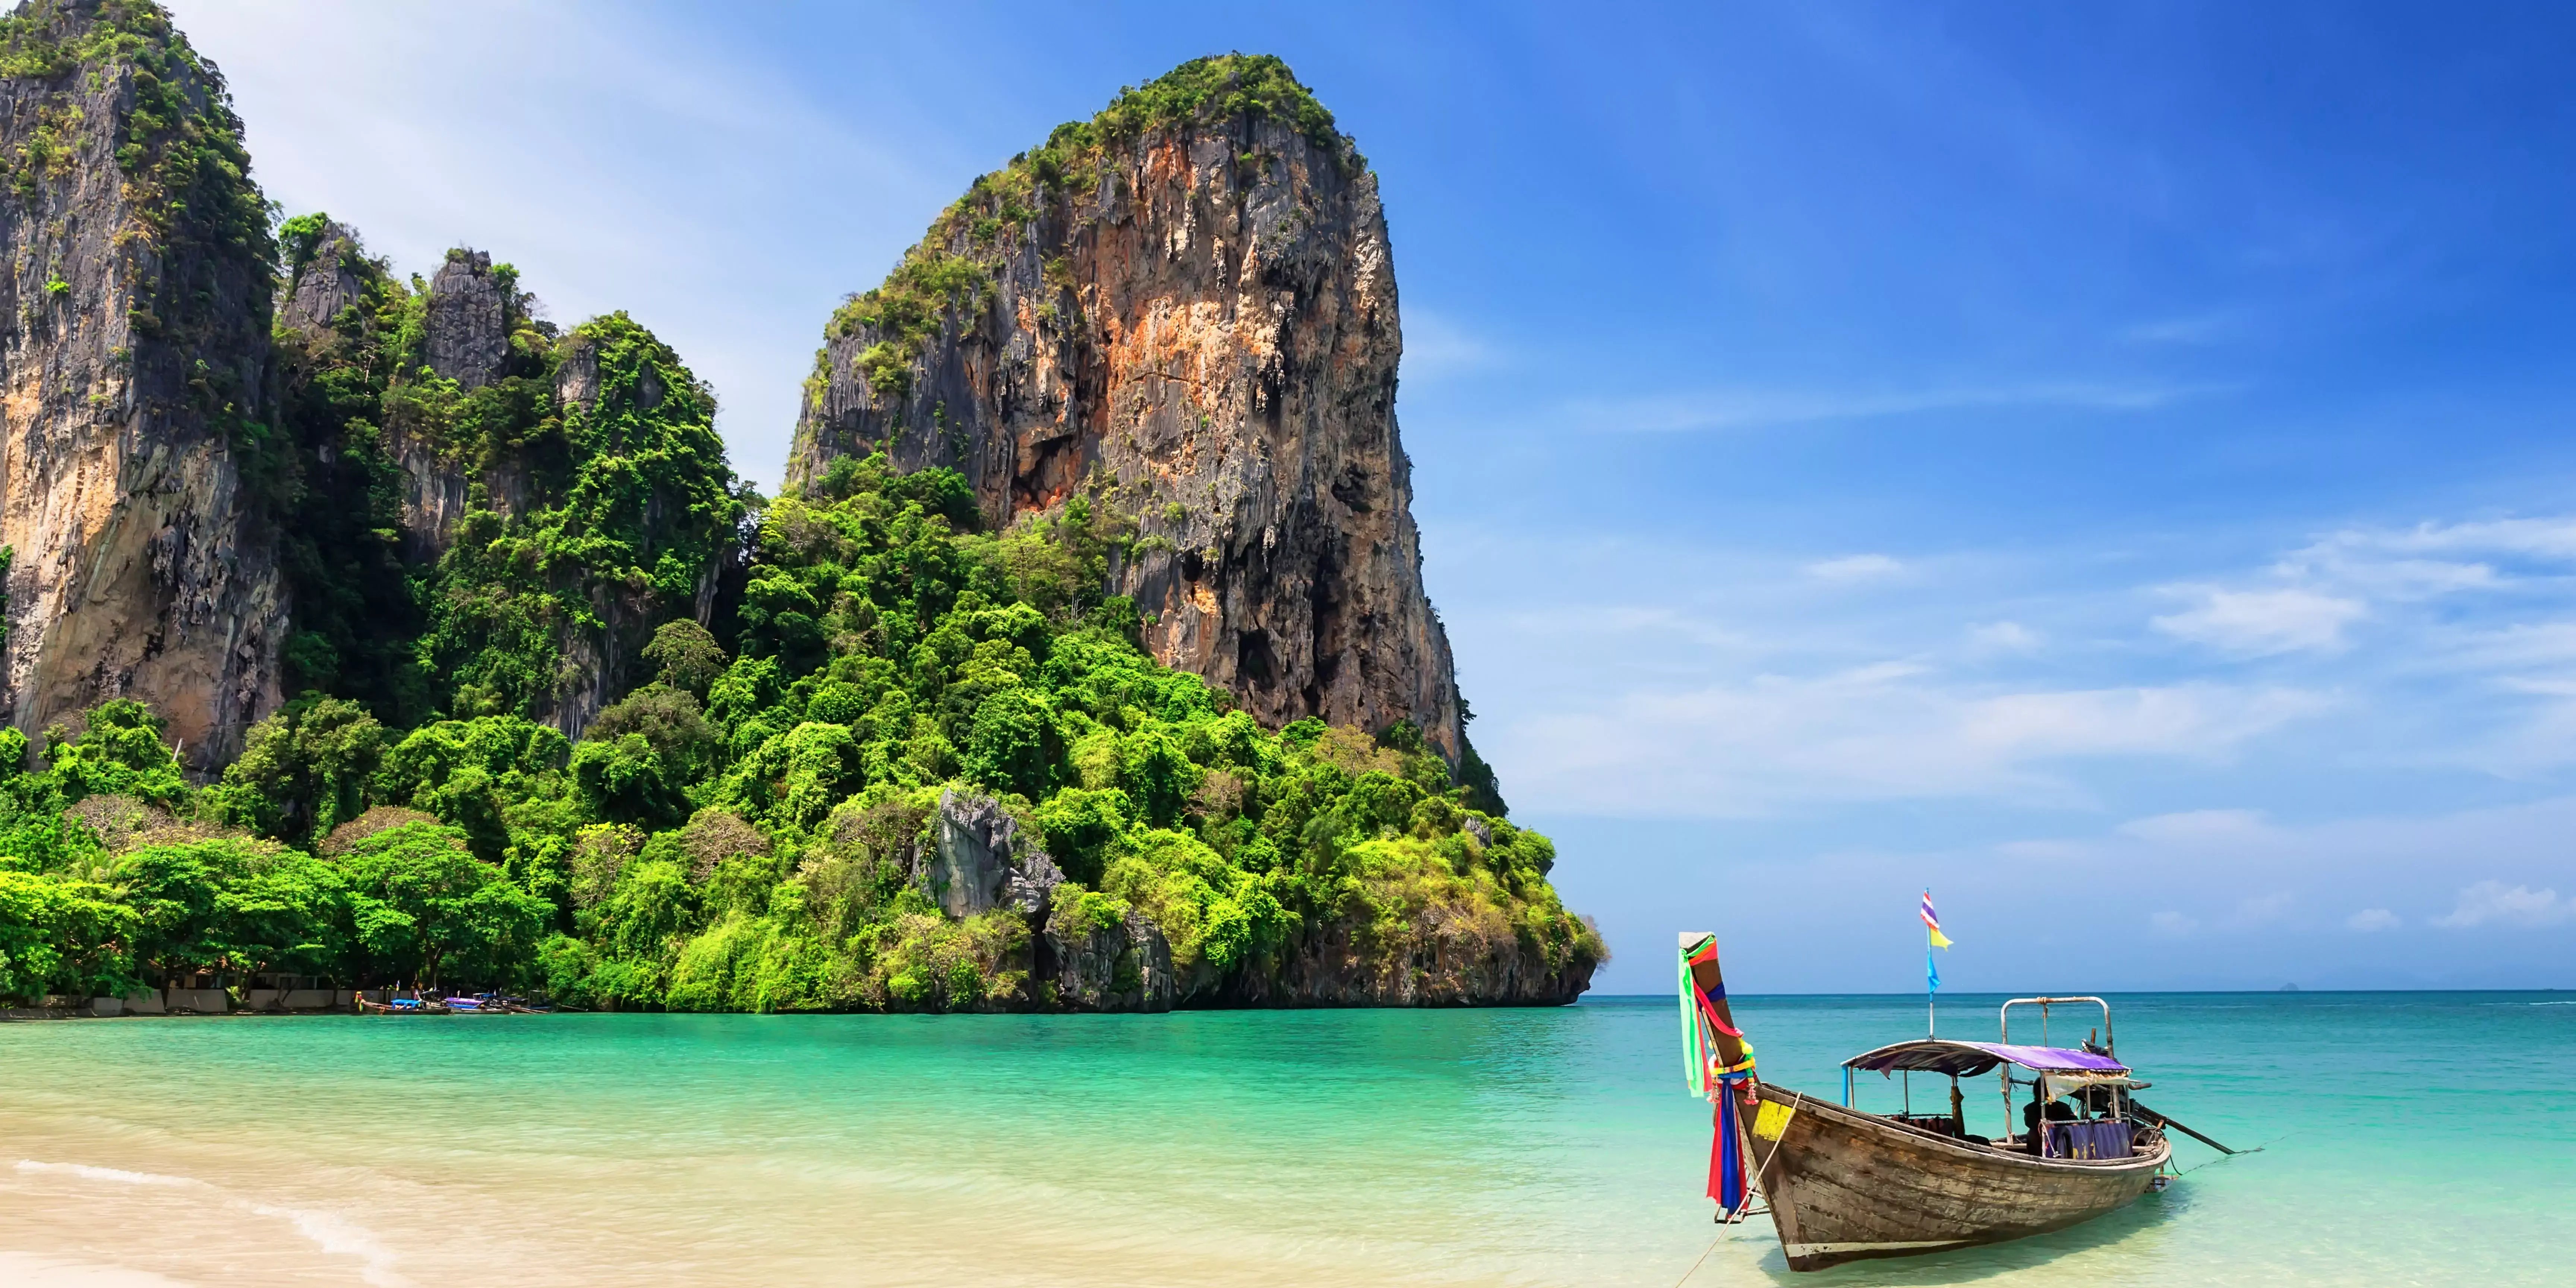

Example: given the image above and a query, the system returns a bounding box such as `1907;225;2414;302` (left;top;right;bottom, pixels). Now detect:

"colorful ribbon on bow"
1680;934;1757;1217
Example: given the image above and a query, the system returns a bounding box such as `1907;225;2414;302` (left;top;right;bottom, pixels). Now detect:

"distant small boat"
1680;933;2181;1271
360;996;449;1015
444;993;553;1013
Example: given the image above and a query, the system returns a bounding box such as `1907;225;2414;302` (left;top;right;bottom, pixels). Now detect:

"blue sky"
167;1;2576;993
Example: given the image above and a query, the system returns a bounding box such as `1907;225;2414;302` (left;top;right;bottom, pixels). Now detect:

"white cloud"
1491;672;2328;817
2432;881;2572;929
1967;620;2042;652
1449;508;2576;833
2121;312;2241;345
2267;517;2576;604
2152;587;2365;655
2452;622;2576;672
1807;553;1904;581
2117;809;2271;843
1399;309;1496;381
1970;798;2576;949
1954;686;2327;759
1568;381;2216;433
2323;517;2576;563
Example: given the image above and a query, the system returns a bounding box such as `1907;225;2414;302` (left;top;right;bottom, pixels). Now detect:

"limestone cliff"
537;319;737;738
1039;897;1595;1012
785;56;1463;761
377;247;534;562
924;789;1593;1013
271;220;740;738
274;218;368;335
0;0;283;770
272;234;542;567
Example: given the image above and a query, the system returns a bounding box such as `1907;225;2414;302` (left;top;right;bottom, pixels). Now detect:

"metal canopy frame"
1998;995;2119;1153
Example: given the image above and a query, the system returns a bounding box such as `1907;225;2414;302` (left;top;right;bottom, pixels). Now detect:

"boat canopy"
1842;1039;2129;1078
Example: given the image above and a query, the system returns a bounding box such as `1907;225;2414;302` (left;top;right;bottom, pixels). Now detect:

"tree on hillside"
336;821;548;991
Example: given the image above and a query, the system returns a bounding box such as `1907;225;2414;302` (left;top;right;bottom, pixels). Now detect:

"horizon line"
1578;986;2567;998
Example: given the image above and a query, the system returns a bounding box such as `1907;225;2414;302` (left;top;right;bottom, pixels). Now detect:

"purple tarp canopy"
1842;1039;2130;1077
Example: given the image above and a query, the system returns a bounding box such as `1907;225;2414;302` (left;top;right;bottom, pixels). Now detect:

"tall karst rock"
0;0;284;770
785;56;1465;760
270;217;744;739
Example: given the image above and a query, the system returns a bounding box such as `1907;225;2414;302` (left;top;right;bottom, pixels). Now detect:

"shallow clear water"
0;992;2567;1286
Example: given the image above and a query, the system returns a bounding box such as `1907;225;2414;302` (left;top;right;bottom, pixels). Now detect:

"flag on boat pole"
1922;890;1954;950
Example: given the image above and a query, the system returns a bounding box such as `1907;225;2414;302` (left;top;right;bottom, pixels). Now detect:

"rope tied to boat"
1669;1233;1723;1287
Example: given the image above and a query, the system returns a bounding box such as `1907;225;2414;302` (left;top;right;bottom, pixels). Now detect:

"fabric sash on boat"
2045;1120;2135;1160
1710;1084;1749;1214
1679;935;1755;1216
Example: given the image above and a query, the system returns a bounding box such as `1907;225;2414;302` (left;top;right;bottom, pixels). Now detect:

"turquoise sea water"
0;992;2568;1286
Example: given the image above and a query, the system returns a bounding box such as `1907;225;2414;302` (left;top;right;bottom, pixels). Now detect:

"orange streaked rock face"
789;104;1462;760
0;1;284;770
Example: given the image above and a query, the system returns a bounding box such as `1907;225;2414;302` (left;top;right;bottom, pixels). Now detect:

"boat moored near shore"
1681;934;2183;1270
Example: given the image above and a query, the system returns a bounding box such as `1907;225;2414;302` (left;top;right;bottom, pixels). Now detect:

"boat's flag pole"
1921;890;1953;1037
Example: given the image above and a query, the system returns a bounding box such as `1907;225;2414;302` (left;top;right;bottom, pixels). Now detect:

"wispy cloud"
2309;517;2576;563
2152;587;2366;655
1491;671;2328;817
2133;512;2576;664
1400;308;1497;381
2116;808;2272;843
2121;311;2244;345
1979;798;2576;952
1966;620;2043;653
2153;513;2576;773
1806;553;1903;581
2433;881;2571;929
1568;380;2219;433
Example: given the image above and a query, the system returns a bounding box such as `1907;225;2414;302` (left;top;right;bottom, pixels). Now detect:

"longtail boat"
1680;933;2174;1270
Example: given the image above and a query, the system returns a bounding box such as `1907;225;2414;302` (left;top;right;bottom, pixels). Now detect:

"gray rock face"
558;333;664;412
269;229;529;565
0;2;285;771
422;249;508;390
1041;902;1175;1013
353;243;530;562
785;105;1464;760
276;221;369;335
1200;921;1597;1008
923;789;1064;917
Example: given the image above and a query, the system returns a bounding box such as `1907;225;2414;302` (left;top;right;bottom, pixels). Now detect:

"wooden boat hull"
1748;1084;2169;1271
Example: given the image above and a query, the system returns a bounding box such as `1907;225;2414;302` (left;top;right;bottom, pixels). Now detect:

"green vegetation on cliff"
267;221;427;713
0;453;1598;1010
268;227;745;724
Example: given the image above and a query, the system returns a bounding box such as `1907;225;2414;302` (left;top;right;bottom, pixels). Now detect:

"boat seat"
2043;1120;2134;1160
